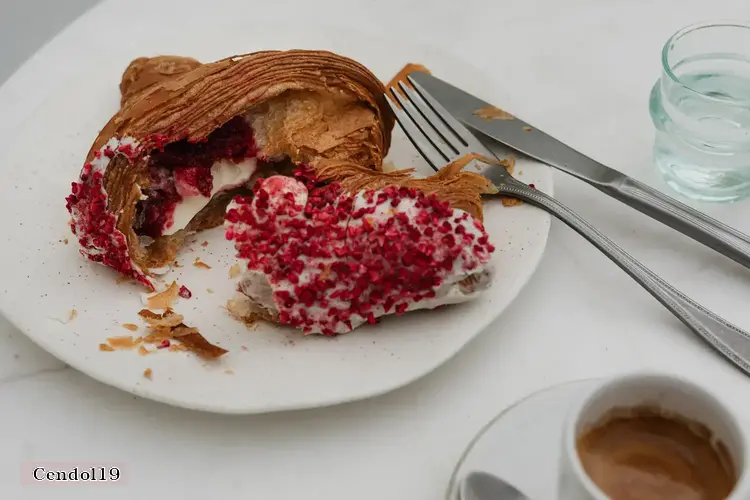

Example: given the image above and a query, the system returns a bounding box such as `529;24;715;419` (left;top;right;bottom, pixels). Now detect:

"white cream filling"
163;158;258;236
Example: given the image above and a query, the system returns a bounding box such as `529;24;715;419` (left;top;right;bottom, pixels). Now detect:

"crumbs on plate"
100;309;227;361
228;263;242;279
138;309;227;359
141;281;179;310
193;258;212;269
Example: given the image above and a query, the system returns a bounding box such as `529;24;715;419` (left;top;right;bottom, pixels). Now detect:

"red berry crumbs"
178;285;192;299
65;139;153;289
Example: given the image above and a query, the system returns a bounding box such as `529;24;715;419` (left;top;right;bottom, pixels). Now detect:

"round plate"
0;24;551;413
446;379;599;500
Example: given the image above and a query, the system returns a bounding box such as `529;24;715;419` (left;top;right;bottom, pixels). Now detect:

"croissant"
225;159;498;335
65;50;393;289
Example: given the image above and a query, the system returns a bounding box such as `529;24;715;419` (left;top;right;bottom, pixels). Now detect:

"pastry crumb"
228;263;242;279
99;343;115;352
501;197;524;207
173;261;182;268
139;308;184;328
122;323;138;331
61;237;69;245
473;105;515;121
138;309;227;359
141;281;179;310
107;336;140;349
193;258;212;269
226;297;261;328
143;368;152;380
200;241;209;247
138;345;150;356
523;126;533;132
206;288;214;294
224;369;235;375
385;63;431;102
319;264;331;280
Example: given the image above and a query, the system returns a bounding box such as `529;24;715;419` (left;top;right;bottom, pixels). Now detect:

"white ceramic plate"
446;379;600;500
0;24;551;413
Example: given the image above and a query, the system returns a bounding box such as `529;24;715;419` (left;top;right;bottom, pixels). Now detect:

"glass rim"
661;20;750;103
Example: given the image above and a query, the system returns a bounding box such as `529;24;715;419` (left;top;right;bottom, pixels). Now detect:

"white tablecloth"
1;0;749;498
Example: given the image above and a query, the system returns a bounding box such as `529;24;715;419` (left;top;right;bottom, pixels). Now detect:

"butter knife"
409;72;750;269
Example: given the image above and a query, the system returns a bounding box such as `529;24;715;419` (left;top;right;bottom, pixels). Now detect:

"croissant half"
225;161;498;335
65;50;393;289
65;49;501;336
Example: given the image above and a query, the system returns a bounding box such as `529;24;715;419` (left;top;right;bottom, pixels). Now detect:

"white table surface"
2;0;750;498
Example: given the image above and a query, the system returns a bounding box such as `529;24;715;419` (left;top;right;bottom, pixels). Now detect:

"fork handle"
598;177;750;268
495;179;750;376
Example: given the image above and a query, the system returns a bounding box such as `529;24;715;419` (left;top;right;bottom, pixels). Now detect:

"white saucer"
446;379;600;500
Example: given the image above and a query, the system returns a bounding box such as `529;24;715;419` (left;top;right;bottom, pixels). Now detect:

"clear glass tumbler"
649;22;750;202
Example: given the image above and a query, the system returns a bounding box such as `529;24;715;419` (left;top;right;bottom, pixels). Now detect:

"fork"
385;76;750;377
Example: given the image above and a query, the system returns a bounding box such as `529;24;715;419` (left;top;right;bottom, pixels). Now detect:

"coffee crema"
576;407;736;500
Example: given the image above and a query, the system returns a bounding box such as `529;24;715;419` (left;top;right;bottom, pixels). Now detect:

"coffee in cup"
558;373;748;500
576;406;735;500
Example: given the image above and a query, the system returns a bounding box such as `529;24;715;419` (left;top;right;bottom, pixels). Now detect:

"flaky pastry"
66;50;393;288
225;162;498;335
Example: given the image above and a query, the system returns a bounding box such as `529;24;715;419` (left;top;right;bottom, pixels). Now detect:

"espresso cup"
558;373;749;500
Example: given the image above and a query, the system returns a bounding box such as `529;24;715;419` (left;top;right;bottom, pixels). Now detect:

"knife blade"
409;72;750;269
409;72;623;184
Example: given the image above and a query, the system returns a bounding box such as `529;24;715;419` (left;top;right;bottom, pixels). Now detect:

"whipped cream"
163;158;257;236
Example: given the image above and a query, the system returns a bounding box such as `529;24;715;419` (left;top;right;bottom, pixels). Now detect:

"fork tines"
384;76;489;172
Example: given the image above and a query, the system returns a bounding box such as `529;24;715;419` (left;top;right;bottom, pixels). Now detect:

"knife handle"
599;178;750;269
496;179;750;377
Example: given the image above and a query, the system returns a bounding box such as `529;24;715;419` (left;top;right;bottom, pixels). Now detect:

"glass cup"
649;22;750;202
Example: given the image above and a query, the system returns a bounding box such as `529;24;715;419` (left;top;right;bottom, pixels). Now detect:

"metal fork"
385;76;750;377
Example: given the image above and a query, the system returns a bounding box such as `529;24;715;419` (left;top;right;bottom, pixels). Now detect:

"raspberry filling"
225;167;495;336
135;117;258;238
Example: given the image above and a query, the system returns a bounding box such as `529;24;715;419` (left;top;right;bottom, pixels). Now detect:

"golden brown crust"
385;63;431;90
314;156;502;221
90;50;393;166
384;63;431;108
119;56;202;107
90;50;394;273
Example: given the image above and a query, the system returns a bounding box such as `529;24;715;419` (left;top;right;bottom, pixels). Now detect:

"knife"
409;72;750;270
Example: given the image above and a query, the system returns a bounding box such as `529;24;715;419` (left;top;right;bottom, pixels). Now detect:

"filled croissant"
66;50;393;289
225;160;498;335
65;49;502;337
